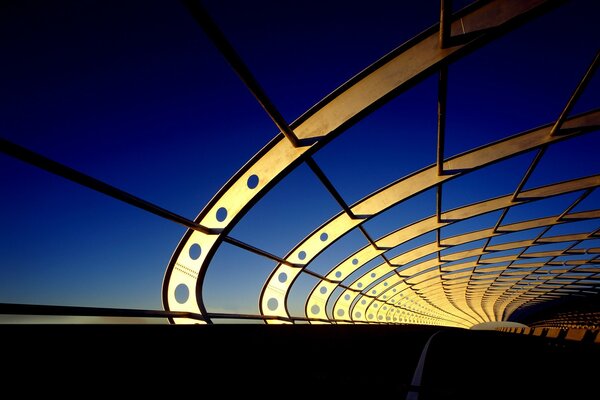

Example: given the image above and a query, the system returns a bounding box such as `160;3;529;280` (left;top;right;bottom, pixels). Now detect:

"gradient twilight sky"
0;0;598;321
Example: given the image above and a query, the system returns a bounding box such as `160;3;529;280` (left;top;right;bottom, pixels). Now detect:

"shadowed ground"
2;325;597;398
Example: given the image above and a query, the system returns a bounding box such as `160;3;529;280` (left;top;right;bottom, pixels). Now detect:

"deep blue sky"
0;0;598;321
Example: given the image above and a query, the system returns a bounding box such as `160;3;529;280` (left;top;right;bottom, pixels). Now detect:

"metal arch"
417;242;599;320
273;114;599;324
162;0;561;324
273;53;599;327
339;235;599;327
297;55;600;326
331;270;477;326
308;177;600;326
352;285;473;327
330;210;600;325
260;109;597;324
380;244;600;326
1;1;596;328
314;208;600;325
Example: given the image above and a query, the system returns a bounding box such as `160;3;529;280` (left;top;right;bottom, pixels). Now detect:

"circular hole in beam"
216;207;228;222
174;284;189;304
247;174;259;189
278;272;288;283
189;243;201;260
267;298;278;311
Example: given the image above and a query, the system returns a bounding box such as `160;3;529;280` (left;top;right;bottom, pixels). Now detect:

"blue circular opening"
216;207;228;222
344;294;351;301
319;286;327;294
298;251;307;260
337;309;344;317
267;298;278;311
352;258;358;265
311;305;320;314
174;284;189;304
335;271;342;278
320;232;328;242
247;174;259;189
189;243;201;260
278;272;288;283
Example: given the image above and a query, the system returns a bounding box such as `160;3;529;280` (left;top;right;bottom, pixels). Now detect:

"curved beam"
261;111;598;323
305;175;599;325
325;210;599;325
163;0;565;323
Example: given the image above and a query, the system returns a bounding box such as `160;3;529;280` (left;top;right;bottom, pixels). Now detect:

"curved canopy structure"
0;1;597;331
162;0;600;327
2;2;599;398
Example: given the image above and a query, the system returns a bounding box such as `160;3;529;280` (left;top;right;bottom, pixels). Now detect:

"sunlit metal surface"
162;0;600;326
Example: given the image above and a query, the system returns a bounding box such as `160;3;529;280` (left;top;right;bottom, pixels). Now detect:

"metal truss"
159;0;600;325
1;0;597;326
